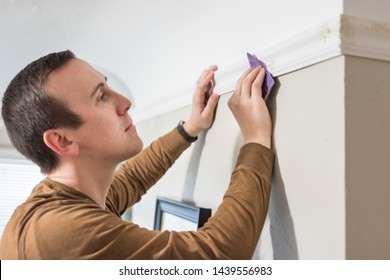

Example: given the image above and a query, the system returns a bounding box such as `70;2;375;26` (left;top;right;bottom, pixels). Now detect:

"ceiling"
0;0;279;107
0;0;342;146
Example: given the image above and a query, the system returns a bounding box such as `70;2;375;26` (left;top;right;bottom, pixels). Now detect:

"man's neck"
48;160;116;209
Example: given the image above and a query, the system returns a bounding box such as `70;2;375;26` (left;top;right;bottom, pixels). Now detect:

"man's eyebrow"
91;76;108;97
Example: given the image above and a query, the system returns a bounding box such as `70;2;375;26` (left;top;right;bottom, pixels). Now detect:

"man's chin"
121;141;144;161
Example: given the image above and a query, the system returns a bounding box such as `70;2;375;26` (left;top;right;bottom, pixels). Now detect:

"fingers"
197;65;218;88
231;66;266;103
251;67;266;99
193;65;218;106
186;65;220;135
241;66;261;98
228;66;266;110
234;68;253;97
202;93;219;120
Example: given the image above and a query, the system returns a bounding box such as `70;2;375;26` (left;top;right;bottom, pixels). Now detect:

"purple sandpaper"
247;53;274;99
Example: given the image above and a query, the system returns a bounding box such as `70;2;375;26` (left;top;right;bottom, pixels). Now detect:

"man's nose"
117;93;132;116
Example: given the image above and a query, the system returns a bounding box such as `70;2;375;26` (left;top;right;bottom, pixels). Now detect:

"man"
0;50;274;259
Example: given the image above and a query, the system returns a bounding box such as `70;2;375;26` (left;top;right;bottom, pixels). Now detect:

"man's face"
46;58;143;165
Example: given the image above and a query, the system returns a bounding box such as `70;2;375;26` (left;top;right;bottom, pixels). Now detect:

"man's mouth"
125;123;135;132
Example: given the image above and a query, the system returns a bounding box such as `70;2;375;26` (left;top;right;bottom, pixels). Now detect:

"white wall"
134;57;346;259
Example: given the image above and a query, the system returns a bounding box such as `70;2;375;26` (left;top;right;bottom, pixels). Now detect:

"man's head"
2;51;83;173
2;50;142;174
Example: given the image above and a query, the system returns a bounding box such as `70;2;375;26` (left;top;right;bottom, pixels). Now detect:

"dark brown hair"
2;50;84;174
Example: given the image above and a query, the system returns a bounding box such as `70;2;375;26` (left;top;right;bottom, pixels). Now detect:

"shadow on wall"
181;100;219;205
267;79;299;259
181;130;208;205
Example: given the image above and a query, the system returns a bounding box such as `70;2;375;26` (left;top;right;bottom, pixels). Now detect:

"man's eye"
98;92;107;102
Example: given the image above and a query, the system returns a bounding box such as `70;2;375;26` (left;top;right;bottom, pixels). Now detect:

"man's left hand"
184;65;220;137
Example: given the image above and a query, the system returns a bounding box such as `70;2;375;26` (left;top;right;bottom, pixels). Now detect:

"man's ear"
43;129;79;156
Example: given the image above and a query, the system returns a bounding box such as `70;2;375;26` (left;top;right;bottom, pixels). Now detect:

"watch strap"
177;121;198;142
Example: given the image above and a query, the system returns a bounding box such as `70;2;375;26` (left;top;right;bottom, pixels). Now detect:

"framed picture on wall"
154;197;212;231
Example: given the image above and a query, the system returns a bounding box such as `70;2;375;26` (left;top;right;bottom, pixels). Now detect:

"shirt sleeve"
195;143;275;259
106;128;191;215
144;142;275;259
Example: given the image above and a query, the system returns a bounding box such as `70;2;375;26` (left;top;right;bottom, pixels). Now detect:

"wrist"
183;120;201;137
177;121;198;142
243;135;272;149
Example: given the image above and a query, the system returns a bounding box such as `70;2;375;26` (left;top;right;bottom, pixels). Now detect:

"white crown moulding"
340;14;390;62
133;14;390;123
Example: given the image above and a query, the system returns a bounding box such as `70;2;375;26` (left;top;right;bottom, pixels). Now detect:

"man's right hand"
228;66;272;148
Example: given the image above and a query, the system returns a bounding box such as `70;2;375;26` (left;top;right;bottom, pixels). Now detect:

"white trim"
341;14;390;61
133;14;390;123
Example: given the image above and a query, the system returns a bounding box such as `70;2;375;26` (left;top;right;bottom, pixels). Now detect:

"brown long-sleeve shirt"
0;128;274;259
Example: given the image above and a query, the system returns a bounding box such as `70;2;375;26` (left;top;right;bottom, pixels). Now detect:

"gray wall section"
345;56;390;259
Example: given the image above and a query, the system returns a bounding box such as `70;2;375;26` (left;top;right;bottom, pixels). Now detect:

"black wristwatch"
177;120;198;142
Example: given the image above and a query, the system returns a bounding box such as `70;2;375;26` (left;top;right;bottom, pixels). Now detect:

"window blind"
0;160;44;236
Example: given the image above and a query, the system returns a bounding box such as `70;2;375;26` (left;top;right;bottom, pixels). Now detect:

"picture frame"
154;196;212;231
